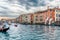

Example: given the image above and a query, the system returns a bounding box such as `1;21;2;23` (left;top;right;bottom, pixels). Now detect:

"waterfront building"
17;7;60;25
18;15;22;23
55;8;60;25
18;14;33;24
32;7;55;24
30;14;34;24
20;14;28;23
46;8;55;24
33;10;47;24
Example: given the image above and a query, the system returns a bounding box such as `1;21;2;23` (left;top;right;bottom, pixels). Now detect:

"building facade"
33;11;47;24
55;8;60;25
17;7;60;25
33;8;55;24
18;14;33;24
20;14;28;23
46;8;55;24
18;15;22;23
55;8;60;21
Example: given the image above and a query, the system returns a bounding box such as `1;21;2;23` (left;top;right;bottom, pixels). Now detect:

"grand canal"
0;23;60;40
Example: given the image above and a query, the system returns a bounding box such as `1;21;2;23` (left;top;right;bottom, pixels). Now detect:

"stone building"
33;10;47;24
17;7;60;25
18;13;33;24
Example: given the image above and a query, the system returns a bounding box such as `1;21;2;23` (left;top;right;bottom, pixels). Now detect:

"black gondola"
0;27;9;32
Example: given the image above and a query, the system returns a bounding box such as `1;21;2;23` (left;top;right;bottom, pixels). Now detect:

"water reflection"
44;26;57;40
0;32;9;40
22;25;57;40
0;24;60;40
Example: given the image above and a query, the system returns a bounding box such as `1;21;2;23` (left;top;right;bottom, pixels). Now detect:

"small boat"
14;25;17;27
0;27;9;32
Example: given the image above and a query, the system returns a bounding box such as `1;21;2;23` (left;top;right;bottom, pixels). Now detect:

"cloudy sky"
0;0;60;18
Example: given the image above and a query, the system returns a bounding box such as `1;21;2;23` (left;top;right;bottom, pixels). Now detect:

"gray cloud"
0;0;60;18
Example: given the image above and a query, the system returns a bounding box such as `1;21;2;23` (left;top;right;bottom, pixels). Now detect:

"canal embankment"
19;22;60;26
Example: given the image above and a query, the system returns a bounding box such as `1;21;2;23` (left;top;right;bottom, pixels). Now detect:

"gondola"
0;27;9;32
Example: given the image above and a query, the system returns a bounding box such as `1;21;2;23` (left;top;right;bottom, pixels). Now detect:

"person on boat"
2;22;9;29
0;24;4;31
0;21;9;31
0;22;4;29
0;26;3;30
0;24;9;32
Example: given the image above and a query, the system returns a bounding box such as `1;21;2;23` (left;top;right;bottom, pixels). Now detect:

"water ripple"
0;23;60;40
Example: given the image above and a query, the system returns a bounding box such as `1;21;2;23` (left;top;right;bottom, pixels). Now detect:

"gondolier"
3;22;9;28
0;22;9;32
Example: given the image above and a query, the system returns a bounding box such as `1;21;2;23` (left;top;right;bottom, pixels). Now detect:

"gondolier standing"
2;22;9;29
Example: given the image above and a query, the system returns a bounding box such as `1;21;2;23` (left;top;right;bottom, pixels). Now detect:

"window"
36;19;38;21
59;15;60;17
40;19;43;21
56;14;59;17
56;18;59;21
59;18;60;21
36;16;38;17
56;14;60;17
40;16;42;17
26;16;27;18
40;16;43;18
35;16;38;19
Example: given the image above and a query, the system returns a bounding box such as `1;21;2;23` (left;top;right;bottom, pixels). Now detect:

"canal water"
0;23;60;40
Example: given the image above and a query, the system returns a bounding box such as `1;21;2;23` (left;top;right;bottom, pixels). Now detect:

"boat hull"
0;27;9;32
